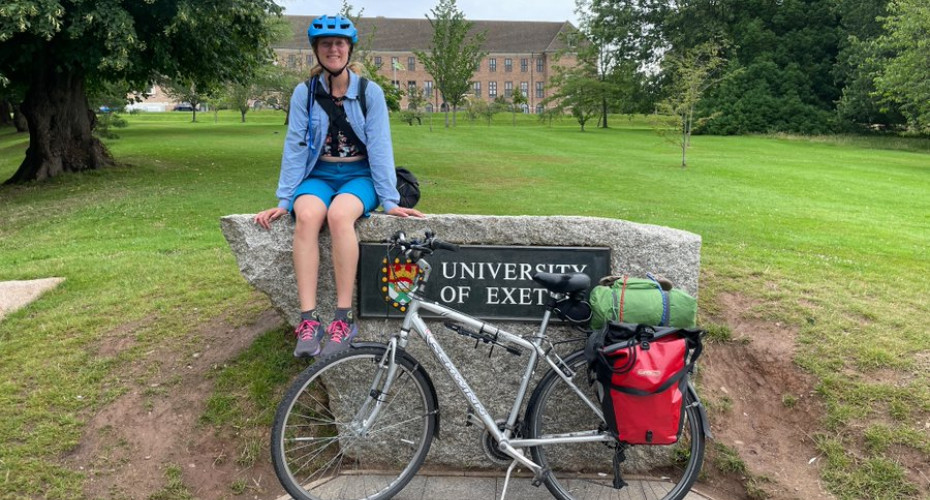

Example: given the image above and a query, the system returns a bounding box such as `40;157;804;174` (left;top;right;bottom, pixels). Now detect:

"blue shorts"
291;159;378;216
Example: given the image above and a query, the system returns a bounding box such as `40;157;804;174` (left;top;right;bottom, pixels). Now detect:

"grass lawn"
0;110;928;498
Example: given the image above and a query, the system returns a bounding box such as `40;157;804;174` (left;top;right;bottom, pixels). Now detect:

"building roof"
279;16;578;54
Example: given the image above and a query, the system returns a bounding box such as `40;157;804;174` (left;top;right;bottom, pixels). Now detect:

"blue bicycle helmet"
307;15;358;44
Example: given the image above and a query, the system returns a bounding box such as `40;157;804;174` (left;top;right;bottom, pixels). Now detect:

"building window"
408;81;417;95
536;58;544;73
488;58;497;72
391;80;400;88
521;58;528;72
520;81;529;96
391;56;399;69
374;56;383;67
425;80;433;97
287;54;296;67
504;81;513;98
489;81;497;98
504;58;513;72
408;56;416;71
306;54;314;66
536;104;544;114
535;81;544;99
426;103;434;113
473;81;481;97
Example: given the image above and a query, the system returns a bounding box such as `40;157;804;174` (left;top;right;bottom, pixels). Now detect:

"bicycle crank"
481;419;520;465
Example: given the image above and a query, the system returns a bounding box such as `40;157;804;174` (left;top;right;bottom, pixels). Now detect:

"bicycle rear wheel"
271;344;438;500
526;350;706;500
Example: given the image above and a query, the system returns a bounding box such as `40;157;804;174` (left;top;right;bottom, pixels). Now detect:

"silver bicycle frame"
369;270;611;474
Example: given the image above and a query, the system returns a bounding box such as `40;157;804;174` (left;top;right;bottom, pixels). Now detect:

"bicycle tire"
526;349;706;500
271;344;438;500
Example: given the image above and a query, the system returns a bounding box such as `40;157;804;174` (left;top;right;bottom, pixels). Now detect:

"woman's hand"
254;207;288;230
386;206;425;218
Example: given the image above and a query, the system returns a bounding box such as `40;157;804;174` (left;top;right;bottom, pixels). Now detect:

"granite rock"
220;213;701;468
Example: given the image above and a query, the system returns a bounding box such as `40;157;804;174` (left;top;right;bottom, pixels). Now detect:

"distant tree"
0;99;11;127
87;80;131;139
662;0;841;135
221;15;295;123
537;107;562;127
467;98;501;126
224;82;253;123
401;86;427;125
0;86;27;131
12;104;28;133
160;78;215;123
510;88;528;126
834;0;904;129
415;0;487;127
873;0;930;133
653;43;725;168
341;2;402;112
543;63;604;131
575;0;663;128
0;0;282;184
259;63;305;124
224;59;291;123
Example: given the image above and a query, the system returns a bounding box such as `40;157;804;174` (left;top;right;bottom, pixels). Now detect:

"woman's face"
315;36;351;72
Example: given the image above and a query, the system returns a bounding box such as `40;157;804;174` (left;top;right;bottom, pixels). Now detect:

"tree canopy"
873;0;930;133
561;0;926;135
415;0;487;127
0;0;282;183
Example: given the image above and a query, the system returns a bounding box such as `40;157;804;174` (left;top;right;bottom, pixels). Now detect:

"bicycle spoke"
272;346;436;500
527;350;705;500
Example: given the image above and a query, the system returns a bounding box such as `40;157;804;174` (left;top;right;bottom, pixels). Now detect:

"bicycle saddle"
531;272;591;294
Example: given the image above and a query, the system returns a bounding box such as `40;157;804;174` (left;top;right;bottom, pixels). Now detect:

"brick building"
276;16;579;114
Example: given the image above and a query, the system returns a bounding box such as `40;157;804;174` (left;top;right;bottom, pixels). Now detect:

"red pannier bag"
586;323;703;445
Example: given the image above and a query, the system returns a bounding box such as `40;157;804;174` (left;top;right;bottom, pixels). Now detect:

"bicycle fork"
350;338;402;436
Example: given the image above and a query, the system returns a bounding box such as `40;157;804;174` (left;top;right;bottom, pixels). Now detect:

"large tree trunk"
4;68;112;184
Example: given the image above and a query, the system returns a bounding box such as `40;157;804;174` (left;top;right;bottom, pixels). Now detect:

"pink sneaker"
319;313;358;357
293;314;324;358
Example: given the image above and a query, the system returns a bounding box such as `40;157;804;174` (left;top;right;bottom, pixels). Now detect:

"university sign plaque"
358;243;610;321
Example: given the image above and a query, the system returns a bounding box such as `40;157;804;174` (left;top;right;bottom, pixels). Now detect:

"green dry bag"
589;275;697;330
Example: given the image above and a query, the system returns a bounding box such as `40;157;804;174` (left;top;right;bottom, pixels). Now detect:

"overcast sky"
274;0;580;25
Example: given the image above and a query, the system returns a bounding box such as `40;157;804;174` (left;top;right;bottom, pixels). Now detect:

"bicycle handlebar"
387;230;460;257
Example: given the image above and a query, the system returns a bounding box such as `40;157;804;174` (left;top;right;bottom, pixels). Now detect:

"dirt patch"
698;292;834;500
65;291;840;500
67;309;287;499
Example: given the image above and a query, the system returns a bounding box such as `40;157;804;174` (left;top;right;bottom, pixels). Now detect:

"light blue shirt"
276;71;400;212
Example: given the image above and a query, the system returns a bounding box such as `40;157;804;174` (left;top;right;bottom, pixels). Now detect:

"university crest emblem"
380;257;422;312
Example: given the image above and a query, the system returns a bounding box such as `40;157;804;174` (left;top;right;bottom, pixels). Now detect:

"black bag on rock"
395;166;420;209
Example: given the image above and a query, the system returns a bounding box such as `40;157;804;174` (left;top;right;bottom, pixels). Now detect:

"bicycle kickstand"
499;460;520;500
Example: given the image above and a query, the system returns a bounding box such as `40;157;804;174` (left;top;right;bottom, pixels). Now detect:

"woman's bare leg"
292;195;328;311
326;194;364;309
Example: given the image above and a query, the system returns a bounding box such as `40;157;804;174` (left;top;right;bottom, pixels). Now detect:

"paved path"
274;470;717;499
0;278;64;320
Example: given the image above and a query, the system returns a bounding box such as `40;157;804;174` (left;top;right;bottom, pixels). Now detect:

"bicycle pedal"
531;467;550;487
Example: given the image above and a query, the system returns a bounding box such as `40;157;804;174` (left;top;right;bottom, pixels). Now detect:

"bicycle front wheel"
526;350;706;500
271;344;438;500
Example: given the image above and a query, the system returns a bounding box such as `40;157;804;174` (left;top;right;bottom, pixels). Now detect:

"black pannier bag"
585;322;704;445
